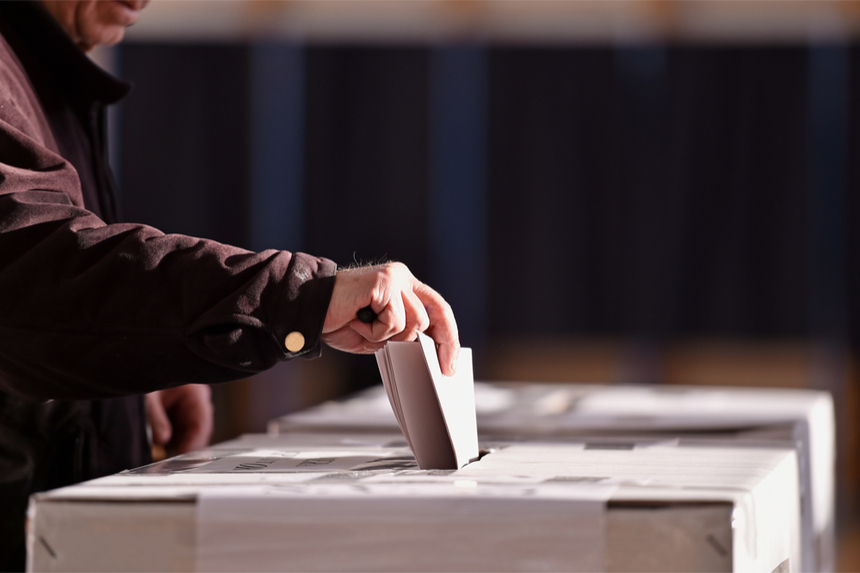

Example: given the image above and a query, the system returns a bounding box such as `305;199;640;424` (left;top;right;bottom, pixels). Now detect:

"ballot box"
272;382;835;573
28;434;800;573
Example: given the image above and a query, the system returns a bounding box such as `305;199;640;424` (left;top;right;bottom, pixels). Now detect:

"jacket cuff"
271;252;337;360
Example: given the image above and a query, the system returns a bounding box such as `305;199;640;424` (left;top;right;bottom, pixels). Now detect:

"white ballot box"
272;382;835;573
28;434;799;573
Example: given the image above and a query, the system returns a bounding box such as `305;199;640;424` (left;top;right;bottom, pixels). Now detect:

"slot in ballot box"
28;434;800;572
272;382;835;573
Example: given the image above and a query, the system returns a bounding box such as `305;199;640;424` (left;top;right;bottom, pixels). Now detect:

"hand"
145;384;213;458
322;262;460;376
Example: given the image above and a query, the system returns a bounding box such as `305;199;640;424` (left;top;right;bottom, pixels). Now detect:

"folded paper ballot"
374;332;479;469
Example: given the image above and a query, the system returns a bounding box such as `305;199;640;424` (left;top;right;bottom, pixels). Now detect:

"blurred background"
96;0;860;566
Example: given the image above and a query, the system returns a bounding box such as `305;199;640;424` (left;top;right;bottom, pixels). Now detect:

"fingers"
145;385;213;456
170;384;213;454
389;288;430;342
347;274;431;345
144;391;172;446
413;282;460;376
173;421;211;454
321;262;460;372
434;335;460;377
323;263;404;337
322;326;386;354
365;278;407;342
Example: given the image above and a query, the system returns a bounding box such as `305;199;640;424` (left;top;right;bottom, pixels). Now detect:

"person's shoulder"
0;30;58;152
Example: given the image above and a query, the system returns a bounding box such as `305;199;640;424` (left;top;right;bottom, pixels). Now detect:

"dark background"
117;43;857;349
114;42;860;514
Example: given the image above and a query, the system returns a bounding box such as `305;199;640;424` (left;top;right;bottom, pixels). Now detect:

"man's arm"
0;100;459;403
0;25;459;401
0;102;338;401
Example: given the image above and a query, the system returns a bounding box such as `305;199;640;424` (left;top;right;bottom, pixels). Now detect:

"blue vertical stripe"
247;42;307;423
805;45;850;567
807;44;849;340
249;42;306;252
428;45;489;352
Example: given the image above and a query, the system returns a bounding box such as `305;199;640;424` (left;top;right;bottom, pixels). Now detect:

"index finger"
412;282;460;376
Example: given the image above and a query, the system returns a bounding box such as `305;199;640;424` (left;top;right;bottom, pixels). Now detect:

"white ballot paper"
375;332;479;469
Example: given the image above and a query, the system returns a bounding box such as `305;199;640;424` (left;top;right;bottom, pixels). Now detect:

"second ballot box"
272;382;835;573
29;433;799;572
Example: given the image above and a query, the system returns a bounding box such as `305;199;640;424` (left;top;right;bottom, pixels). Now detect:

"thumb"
145;391;172;446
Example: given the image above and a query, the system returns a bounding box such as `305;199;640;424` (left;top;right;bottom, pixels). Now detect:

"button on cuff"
285;331;305;353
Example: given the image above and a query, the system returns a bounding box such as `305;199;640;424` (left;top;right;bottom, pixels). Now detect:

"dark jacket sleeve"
0;62;336;402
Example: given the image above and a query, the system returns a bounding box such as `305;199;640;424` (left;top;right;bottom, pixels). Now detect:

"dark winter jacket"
0;3;336;569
